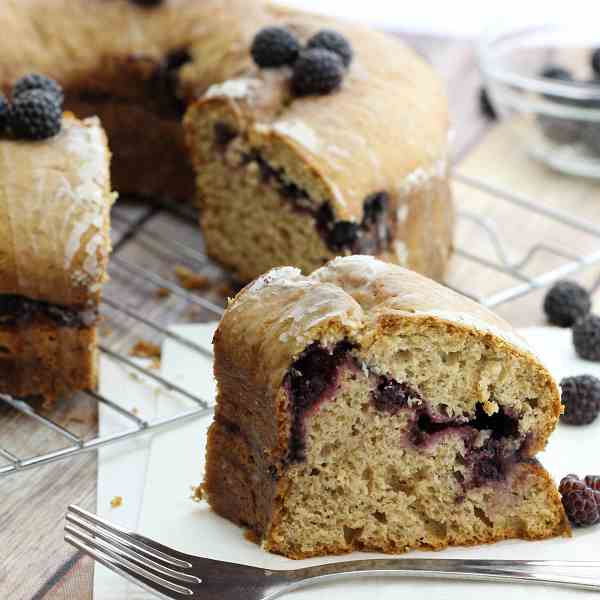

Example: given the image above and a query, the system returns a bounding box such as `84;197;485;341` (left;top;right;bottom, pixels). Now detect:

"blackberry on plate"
585;475;600;491
562;487;600;526
592;48;600;77
10;89;62;141
560;375;600;425
573;315;600;361
291;48;344;96
13;73;64;108
479;87;496;119
543;280;591;327
307;30;353;68
251;27;301;68
559;474;586;495
0;94;8;133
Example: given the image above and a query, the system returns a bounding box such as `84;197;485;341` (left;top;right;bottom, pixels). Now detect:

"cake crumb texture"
204;256;569;558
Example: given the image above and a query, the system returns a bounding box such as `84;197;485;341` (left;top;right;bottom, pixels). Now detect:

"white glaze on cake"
0;114;114;306
205;78;261;100
398;157;447;194
238;256;539;365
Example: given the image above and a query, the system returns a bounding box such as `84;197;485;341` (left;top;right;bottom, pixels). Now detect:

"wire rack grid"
1;170;600;479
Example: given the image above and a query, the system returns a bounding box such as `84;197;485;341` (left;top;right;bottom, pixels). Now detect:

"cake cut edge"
203;258;570;559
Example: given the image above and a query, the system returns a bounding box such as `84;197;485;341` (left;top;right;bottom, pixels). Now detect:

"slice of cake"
184;17;452;283
0;114;115;400
203;256;569;559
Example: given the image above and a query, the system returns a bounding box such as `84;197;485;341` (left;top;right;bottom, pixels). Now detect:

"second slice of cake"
0;114;115;401
204;256;569;558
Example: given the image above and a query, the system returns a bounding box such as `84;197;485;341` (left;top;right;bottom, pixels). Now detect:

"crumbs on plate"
110;496;124;509
174;265;210;291
129;340;162;369
190;484;204;503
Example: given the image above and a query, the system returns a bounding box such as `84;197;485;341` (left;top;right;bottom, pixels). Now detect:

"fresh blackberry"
362;192;388;225
562;487;600;526
543;280;591;327
592;48;600;77
573;315;600;361
559;474;586;496
327;221;359;250
307;30;353;68
251;27;301;68
585;475;600;491
10;90;62;141
0;94;9;133
130;0;163;6
291;48;344;96
560;375;600;425
13;73;64;108
479;87;496;119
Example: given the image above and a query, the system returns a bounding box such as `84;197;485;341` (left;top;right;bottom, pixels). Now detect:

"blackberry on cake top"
130;0;164;7
543;280;591;327
307;29;354;68
292;48;344;96
559;375;600;425
0;94;8;133
13;73;64;108
10;89;62;140
251;26;301;68
573;314;600;361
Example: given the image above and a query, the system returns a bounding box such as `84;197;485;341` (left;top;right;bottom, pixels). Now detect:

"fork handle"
278;559;600;594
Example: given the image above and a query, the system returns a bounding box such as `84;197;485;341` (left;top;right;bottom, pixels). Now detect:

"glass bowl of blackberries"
479;23;600;178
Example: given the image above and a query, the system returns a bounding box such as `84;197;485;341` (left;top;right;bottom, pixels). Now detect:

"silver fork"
64;505;600;599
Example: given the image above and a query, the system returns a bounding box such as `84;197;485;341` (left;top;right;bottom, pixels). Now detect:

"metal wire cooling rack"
2;170;600;478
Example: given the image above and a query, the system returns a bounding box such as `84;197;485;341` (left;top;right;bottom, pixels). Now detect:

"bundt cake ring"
0;0;453;283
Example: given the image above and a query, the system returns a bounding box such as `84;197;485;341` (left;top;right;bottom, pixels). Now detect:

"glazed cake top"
0;115;115;307
218;256;557;405
1;0;449;221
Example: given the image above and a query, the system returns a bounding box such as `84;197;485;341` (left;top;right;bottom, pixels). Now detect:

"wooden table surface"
2;32;600;600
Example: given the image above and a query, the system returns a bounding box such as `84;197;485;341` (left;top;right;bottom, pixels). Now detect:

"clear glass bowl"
479;23;600;178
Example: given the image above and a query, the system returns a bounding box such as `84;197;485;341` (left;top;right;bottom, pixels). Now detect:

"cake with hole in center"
203;255;569;558
0;114;115;401
0;0;453;283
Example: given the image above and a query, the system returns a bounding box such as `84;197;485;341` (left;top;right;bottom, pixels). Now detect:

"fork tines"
64;504;198;598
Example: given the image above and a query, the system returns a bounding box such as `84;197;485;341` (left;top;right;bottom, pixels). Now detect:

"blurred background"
279;0;600;36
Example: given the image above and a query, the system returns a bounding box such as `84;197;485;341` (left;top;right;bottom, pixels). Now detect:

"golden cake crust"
216;255;561;449
205;257;567;558
0;2;452;282
0;115;115;307
0;318;99;401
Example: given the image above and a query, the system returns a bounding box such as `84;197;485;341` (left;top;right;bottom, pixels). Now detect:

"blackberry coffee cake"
1;0;453;282
204;256;569;558
0;114;115;400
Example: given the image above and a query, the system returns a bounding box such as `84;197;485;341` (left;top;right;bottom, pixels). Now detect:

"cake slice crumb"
110;496;123;509
190;484;204;502
174;265;210;290
130;340;161;359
